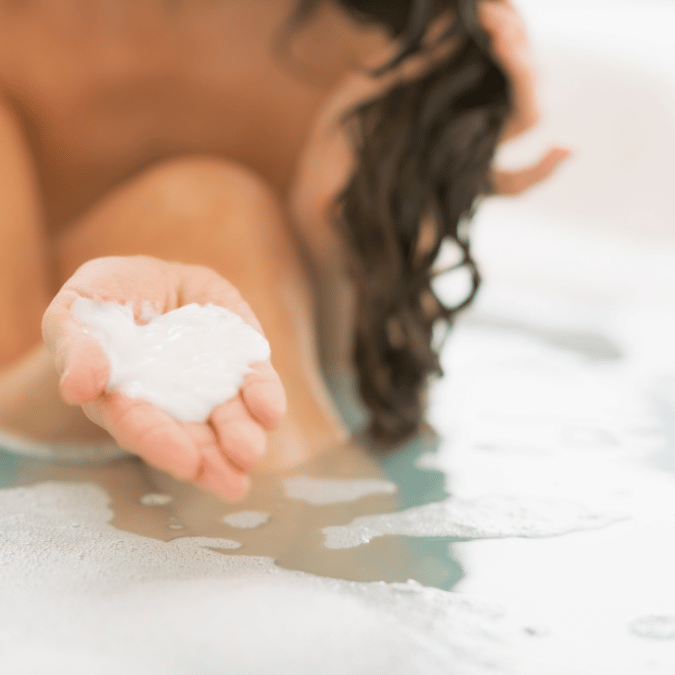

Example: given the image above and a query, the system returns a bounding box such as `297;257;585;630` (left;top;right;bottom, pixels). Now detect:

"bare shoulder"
0;0;120;91
0;0;177;229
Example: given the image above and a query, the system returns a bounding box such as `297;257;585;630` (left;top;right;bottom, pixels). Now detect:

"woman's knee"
139;157;284;232
56;156;293;280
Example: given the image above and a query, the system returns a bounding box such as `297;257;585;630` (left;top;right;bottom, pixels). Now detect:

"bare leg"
54;156;349;470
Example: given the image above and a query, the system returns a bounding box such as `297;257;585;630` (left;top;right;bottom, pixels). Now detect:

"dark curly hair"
298;0;511;446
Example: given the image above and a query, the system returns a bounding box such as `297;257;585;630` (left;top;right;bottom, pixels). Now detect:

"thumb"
42;291;111;406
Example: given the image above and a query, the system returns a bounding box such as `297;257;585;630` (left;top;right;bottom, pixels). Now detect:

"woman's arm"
0;99;52;364
0;98;107;443
479;0;572;195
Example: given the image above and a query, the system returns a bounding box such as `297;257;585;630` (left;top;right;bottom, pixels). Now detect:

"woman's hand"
479;0;571;195
42;255;286;501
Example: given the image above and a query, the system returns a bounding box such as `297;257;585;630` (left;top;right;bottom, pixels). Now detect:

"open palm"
42;255;286;501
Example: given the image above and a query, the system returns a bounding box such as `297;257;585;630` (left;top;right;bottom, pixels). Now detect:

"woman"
0;0;568;500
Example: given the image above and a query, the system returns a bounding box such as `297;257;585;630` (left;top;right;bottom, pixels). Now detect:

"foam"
629;616;675;640
139;493;173;506
0;481;575;675
221;511;270;529
322;494;628;549
282;475;397;505
71;298;270;423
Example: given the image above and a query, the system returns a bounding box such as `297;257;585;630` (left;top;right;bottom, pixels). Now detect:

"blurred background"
496;0;674;240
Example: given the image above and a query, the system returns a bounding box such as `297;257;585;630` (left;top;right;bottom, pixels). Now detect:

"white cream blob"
71;298;271;423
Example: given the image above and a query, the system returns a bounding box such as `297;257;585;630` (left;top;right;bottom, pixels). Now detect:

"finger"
491;146;572;195
88;393;202;481
240;360;287;429
209;396;268;472
192;434;251;502
42;290;111;405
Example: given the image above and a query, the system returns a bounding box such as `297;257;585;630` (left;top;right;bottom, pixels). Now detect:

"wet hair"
298;0;511;446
